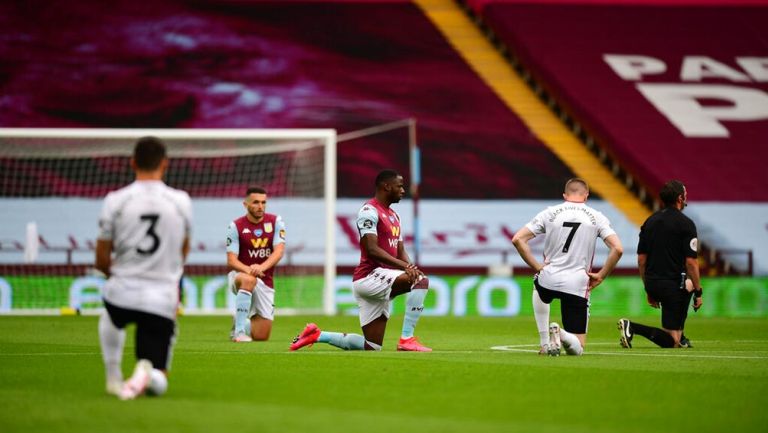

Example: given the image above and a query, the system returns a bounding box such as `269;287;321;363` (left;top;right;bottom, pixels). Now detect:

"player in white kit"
512;178;623;356
96;136;192;399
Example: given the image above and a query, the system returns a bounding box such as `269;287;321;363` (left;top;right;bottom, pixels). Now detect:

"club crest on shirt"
255;229;263;237
265;223;273;233
389;215;395;223
251;238;268;248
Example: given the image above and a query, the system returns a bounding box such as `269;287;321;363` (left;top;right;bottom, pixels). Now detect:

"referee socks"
629;321;676;348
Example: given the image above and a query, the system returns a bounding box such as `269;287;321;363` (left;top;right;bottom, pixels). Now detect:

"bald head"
563;178;589;202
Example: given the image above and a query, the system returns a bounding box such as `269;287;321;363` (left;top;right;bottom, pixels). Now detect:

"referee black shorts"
644;280;693;331
534;277;589;334
104;300;177;370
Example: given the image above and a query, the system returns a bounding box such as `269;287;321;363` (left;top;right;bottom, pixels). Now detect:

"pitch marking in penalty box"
490;344;768;360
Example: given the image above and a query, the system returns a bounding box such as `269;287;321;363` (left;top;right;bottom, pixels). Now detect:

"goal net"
0;128;337;315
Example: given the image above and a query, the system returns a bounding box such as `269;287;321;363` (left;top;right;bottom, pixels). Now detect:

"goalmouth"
0;128;337;316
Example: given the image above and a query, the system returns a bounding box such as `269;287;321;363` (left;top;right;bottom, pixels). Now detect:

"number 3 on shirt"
137;213;161;255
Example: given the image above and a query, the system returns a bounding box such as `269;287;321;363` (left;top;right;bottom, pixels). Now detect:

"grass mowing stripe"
1;315;766;433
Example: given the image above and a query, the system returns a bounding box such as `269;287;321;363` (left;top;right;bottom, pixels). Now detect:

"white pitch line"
0;352;101;356
490;345;768;360
3;341;768;359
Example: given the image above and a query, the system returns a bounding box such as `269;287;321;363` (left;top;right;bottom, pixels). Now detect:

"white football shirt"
98;180;192;319
525;201;616;297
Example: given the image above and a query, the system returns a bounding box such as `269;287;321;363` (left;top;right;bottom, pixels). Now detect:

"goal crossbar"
0;127;338;316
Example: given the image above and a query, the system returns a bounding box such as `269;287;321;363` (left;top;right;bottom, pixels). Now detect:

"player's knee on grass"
250;317;272;341
364;340;382;351
564;343;584;356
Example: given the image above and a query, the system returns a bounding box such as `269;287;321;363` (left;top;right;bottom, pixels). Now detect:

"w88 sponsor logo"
248;248;272;259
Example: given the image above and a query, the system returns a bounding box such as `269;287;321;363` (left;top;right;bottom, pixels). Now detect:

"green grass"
0;315;766;433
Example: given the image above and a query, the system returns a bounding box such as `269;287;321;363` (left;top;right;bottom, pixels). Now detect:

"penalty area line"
490;345;768;360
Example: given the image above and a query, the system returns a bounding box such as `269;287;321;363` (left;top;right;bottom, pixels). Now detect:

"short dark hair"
246;186;267;196
375;169;400;187
133;136;167;171
659;180;685;206
564;178;589;194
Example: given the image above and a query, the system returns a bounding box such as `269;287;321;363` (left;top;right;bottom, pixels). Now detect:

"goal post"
0;128;337;315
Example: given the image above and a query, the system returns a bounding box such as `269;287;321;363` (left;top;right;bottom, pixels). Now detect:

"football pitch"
1;315;766;433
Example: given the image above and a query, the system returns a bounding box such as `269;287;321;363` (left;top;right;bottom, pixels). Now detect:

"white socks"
99;312;126;388
533;288;585;355
532;289;550;347
559;329;584;356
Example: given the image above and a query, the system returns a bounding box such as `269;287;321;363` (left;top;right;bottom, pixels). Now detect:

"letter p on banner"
637;84;768;137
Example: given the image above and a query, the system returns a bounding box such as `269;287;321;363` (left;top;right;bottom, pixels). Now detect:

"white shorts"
227;271;275;321
352;268;404;327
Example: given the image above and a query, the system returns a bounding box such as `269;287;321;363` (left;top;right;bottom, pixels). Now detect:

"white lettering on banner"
334;276;522;317
681;56;751;82
452;276;480;316
69;276;104;309
605;55;768;83
476;278;521;316
181;278;198;310
65;276;202;311
737;57;768;82
603;54;667;81
334;276;359;315
0;277;11;312
605;54;768;137
0;275;762;315
637;84;768;137
424;278;450;316
200;276;232;311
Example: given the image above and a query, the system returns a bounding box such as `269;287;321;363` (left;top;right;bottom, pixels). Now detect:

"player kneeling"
290;170;431;352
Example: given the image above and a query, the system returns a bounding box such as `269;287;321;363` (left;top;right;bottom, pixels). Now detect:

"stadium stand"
0;0;574;199
475;0;768;201
3;0;764;279
470;0;768;273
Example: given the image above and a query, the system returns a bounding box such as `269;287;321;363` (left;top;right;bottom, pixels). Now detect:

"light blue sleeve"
357;205;379;237
274;215;286;246
226;221;239;254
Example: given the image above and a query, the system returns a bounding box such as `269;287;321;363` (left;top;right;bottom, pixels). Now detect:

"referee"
618;180;703;348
